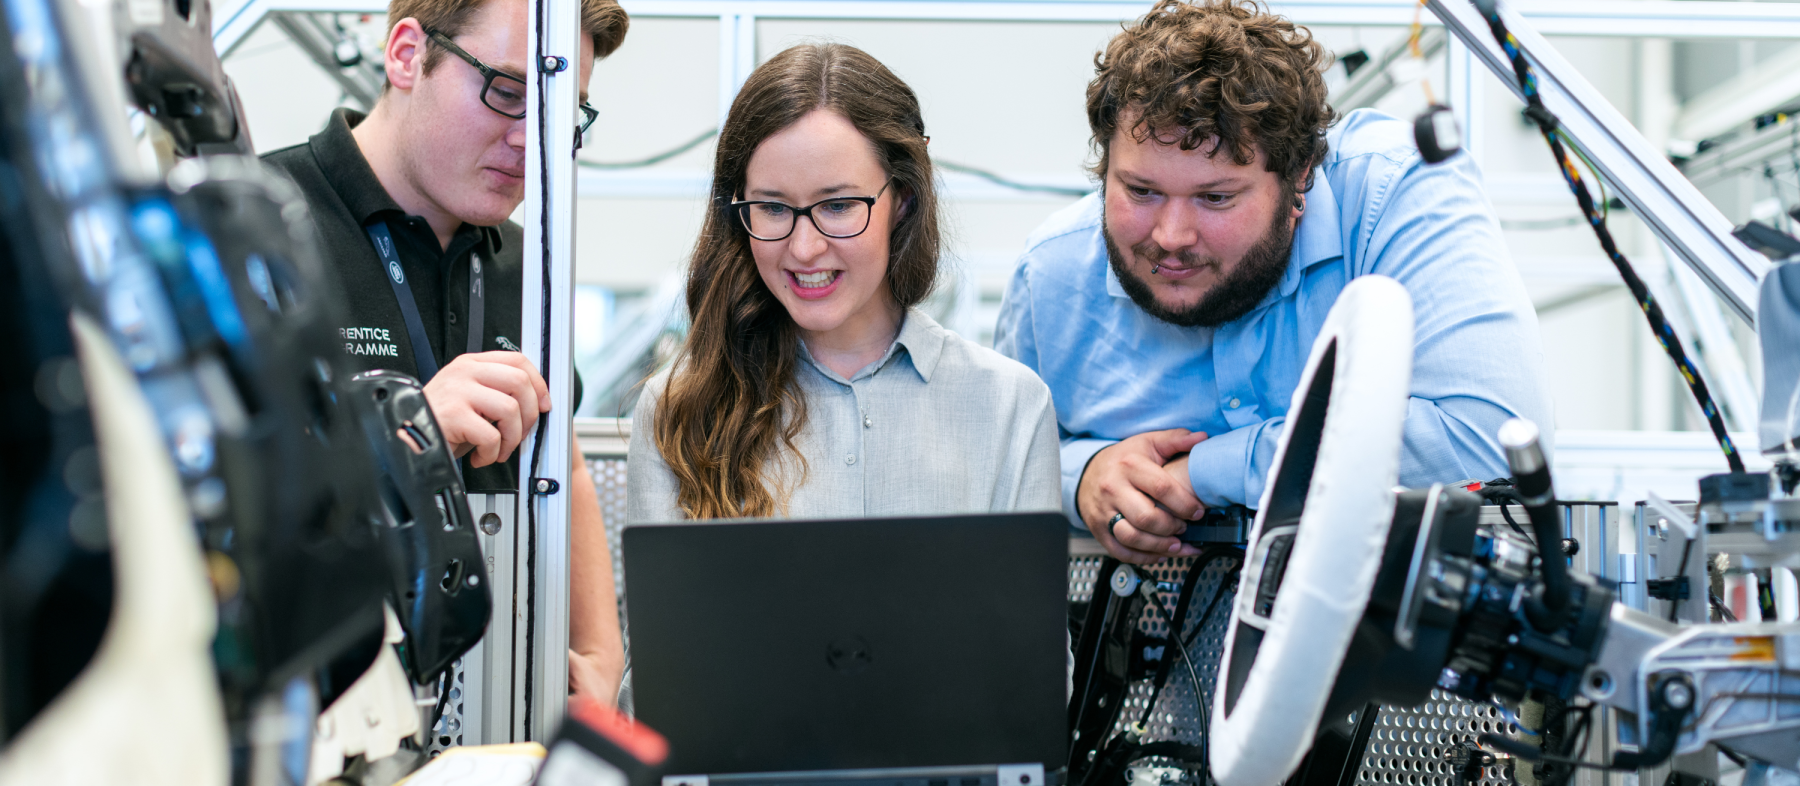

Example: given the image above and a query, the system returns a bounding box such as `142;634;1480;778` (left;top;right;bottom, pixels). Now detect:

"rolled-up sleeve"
1186;418;1282;509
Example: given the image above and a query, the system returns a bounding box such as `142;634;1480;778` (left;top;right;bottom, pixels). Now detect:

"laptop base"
664;763;1050;786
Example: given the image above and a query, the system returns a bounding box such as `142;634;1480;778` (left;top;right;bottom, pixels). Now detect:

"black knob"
1561;538;1580;556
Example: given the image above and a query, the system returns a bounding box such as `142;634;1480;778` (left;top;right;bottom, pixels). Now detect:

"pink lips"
786;270;841;300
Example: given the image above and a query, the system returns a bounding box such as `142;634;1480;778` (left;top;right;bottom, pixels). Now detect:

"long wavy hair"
652;43;940;519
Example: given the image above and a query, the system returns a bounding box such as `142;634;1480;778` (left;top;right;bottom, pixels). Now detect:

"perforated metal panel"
1358;692;1518;786
589;457;629;603
1069;551;1243;764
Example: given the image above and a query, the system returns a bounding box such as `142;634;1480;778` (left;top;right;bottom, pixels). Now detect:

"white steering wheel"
1208;275;1416;786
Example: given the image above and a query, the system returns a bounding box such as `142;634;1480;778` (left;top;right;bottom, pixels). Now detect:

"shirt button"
1228;398;1241;409
448;311;458;324
863;416;872;429
845;454;857;466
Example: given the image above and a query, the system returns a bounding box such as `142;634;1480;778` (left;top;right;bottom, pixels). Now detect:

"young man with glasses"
262;0;629;703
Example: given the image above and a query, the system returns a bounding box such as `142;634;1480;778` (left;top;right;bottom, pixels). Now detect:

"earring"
1294;195;1305;212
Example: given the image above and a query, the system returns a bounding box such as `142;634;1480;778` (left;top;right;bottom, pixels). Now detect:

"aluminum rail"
1426;0;1769;326
266;11;385;108
516;0;580;741
1679;118;1800;191
1333;26;1446;112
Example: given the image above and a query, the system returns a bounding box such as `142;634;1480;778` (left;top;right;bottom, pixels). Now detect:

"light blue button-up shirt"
994;109;1555;524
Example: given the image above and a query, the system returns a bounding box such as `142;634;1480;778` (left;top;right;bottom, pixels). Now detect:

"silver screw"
1662;679;1694;709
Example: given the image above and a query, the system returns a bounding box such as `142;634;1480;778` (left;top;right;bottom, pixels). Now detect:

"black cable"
1137;554;1217;727
1668;538;1693;623
521;0;553;737
1182;565;1240;652
1720;746;1749;769
1478;480;1535;542
568;124;1093;198
1712;591;1738;622
935;160;1093;197
1478;702;1604;784
1473;0;1745;474
1132;550;1242;784
1139;587;1205;756
1498;499;1534;543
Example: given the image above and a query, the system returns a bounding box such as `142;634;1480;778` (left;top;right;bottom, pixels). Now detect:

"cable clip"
531;477;561;495
539;55;567;74
1523;104;1559;133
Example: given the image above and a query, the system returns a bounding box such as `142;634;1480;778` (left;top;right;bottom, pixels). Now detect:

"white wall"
220;10;1773;440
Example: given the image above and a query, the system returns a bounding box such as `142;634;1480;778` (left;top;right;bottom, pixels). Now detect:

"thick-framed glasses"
731;180;894;242
426;28;599;142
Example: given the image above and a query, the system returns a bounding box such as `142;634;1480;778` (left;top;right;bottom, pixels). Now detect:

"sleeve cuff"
1186;425;1265;509
1061;437;1115;533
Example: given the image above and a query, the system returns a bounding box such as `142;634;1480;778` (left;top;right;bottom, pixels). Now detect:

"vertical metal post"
718;13;756;125
521;0;578;743
1444;36;1484;167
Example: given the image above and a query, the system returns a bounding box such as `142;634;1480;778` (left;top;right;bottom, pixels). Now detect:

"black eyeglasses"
731;180;894;241
426;28;599;144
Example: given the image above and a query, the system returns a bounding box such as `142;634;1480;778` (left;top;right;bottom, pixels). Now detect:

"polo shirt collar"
1101;168;1343;305
309;107;507;254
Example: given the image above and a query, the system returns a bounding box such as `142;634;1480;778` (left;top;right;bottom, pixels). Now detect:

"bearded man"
994;0;1554;564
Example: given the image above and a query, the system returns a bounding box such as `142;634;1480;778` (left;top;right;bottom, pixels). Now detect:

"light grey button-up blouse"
626;308;1062;523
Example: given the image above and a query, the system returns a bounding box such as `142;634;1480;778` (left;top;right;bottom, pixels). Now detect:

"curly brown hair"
1087;0;1335;191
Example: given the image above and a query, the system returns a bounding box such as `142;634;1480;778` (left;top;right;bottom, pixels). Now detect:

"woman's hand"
569;648;621;706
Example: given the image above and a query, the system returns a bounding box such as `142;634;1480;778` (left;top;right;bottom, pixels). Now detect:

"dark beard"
1104;200;1295;328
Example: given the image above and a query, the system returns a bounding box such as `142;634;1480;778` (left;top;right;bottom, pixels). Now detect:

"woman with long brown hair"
625;43;1060;522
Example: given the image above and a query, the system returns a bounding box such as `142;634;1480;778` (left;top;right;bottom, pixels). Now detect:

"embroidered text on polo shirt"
341;326;399;357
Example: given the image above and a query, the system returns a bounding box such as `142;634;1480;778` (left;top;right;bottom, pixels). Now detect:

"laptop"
622;513;1070;786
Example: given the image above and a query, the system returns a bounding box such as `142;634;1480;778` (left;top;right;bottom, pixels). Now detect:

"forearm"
1184;395;1534;509
568;441;624;697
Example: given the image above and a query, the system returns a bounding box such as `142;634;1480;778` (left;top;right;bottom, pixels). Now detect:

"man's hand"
568;648;620;706
422;351;551;467
1077;429;1208;564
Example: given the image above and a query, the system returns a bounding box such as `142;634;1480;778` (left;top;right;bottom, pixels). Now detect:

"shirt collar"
893;308;947;383
796;308;947;385
310;107;506;254
1102;168;1343;305
1278;168;1343;299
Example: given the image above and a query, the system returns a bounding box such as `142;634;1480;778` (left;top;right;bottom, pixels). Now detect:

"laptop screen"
623;513;1070;777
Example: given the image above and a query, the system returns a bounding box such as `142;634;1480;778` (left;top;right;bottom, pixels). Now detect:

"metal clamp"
531;477;560;495
539;55;567;73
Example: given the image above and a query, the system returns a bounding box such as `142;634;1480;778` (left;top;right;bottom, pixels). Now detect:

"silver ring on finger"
1107;512;1126;528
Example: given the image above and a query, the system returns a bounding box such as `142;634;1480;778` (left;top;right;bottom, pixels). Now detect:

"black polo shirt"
263;108;528;493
